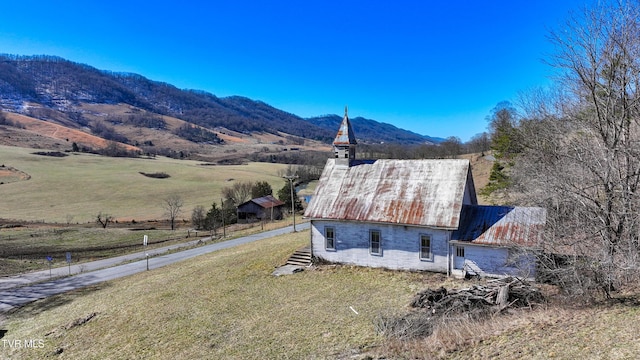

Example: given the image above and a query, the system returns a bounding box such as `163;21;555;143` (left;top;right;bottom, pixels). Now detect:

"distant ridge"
0;54;443;146
307;114;444;145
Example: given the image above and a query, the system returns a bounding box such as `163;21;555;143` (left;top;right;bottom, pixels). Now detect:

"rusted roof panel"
452;205;546;246
248;195;285;209
303;158;474;228
333;116;357;145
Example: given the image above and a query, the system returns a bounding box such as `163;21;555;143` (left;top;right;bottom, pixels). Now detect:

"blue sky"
0;1;588;141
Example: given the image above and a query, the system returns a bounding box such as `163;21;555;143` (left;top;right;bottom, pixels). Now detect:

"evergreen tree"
487;102;522;160
251;181;273;198
205;202;222;232
277;181;302;212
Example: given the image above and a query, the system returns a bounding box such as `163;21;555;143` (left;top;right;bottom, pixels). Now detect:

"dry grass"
1;231;434;359
450;301;640;360
459;152;494;205
376;299;640;360
3;230;640;359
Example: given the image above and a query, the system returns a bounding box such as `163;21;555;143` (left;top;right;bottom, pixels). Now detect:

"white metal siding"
457;245;537;279
311;220;450;272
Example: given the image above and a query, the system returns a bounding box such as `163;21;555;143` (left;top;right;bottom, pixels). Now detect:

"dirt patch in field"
215;131;250;144
0;165;30;184
45;312;99;338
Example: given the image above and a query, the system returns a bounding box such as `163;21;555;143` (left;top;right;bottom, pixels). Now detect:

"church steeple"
333;106;357;168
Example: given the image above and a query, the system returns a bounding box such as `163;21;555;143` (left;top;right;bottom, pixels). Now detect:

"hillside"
0;54;441;158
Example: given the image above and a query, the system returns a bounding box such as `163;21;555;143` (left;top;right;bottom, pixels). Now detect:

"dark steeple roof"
333;106;357;145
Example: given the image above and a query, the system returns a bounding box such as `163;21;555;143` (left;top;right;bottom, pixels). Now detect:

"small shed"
450;205;546;278
237;195;285;223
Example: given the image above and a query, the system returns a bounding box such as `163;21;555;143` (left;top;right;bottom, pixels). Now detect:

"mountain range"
0;54;443;157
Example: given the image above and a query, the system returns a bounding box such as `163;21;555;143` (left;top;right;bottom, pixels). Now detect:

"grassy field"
0;145;289;223
0;226;184;276
2;230;640;359
1;231;433;359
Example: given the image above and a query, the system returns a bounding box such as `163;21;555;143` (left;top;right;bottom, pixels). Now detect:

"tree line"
357;134;490;160
481;0;640;300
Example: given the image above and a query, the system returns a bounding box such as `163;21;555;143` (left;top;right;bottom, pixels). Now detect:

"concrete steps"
286;247;312;266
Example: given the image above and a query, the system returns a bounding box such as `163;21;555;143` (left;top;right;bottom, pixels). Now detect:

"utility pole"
221;198;226;238
144;235;149;271
283;174;299;232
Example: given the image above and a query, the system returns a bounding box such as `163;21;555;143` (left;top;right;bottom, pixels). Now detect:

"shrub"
139;172;170;179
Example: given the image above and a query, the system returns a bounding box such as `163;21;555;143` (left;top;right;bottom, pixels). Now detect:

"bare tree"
221;181;253;206
439;136;463;159
163;194;184;230
466;132;491;154
513;0;640;298
95;212;113;229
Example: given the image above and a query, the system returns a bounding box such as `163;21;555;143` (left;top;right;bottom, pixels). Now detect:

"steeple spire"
333;105;357;168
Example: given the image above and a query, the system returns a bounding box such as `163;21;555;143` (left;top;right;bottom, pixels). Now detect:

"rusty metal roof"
246;195;285;209
333;111;357;145
303;158;476;228
452;205;547;246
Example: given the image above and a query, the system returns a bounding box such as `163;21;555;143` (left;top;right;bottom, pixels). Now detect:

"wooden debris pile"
375;277;544;339
411;277;544;319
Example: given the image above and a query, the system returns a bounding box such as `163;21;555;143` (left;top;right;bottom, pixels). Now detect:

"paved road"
0;237;207;291
0;223;309;312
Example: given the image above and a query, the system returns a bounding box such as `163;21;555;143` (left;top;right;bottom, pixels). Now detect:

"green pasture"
0;145;289;223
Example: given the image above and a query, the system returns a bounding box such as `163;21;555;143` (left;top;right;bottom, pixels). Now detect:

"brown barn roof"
304;158;476;229
240;195;285;209
452;205;547;247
